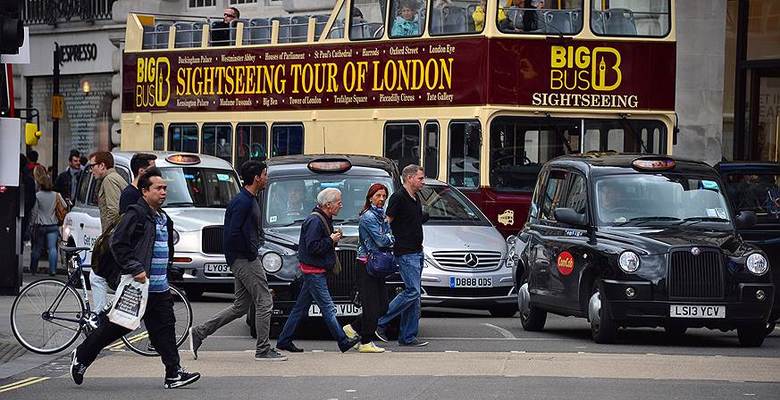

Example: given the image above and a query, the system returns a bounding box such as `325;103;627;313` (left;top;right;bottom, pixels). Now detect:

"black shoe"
255;348;288;361
375;327;389;343
70;349;87;385
339;337;360;353
399;339;429;347
164;368;201;389
277;342;304;353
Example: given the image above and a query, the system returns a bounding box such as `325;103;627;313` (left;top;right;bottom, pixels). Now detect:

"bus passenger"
392;0;421;37
473;0;509;31
211;7;240;46
521;0;544;32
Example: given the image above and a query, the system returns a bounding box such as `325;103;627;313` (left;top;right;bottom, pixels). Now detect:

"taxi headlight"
746;253;769;276
618;251;640;273
172;229;180;245
262;252;283;273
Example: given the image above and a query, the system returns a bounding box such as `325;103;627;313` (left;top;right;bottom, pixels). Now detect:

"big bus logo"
549;46;622;91
136;57;171;107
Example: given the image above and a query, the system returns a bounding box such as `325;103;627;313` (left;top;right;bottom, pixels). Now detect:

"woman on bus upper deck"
391;0;422;37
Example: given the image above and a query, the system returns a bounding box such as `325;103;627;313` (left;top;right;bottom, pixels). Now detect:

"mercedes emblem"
463;253;479;267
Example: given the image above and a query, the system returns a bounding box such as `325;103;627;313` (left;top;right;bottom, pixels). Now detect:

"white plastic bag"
107;274;149;330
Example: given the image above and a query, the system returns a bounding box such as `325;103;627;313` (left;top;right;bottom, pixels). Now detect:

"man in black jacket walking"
69;168;200;389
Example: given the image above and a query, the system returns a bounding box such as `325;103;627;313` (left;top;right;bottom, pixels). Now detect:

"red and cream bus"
121;0;676;236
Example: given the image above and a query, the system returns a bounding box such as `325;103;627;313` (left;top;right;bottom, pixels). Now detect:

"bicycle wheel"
11;279;85;354
121;286;193;357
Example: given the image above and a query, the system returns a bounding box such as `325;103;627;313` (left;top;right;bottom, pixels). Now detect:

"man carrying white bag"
69;167;200;389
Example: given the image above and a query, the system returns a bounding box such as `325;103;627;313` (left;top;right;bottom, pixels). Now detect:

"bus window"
423;121;439;179
153;123;164;151
272;123;304;157
592;0;670;38
350;0;387;40
582;119;667;154
235;123;268;166
449;120;481;189
384;121;421;172
202;123;233;163
168;123;198;153
389;0;426;39
327;1;347;38
499;0;583;35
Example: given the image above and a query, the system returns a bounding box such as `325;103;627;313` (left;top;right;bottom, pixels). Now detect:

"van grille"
202;226;224;255
668;248;724;299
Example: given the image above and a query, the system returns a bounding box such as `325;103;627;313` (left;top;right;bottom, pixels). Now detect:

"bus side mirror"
554;208;587;227
735;210;757;229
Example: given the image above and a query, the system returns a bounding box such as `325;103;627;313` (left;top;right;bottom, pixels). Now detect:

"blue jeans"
378;252;423;344
31;225;58;274
277;273;349;348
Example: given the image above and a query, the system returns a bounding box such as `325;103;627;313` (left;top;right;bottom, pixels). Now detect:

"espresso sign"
123;38;674;112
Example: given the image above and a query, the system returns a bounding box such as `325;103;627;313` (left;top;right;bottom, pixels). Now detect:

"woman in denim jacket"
343;183;394;353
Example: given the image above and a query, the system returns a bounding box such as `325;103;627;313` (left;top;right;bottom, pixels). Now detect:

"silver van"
62;152;241;299
419;179;517;317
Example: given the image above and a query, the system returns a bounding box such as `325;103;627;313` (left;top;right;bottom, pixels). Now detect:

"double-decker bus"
121;0;676;236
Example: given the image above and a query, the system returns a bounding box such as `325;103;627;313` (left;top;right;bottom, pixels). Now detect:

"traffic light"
0;0;23;55
25;122;41;145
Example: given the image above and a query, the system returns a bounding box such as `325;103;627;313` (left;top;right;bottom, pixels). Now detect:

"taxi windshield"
594;174;733;227
264;175;395;227
160;167;241;208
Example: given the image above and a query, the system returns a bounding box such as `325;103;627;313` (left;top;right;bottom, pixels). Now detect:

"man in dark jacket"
69;167;200;389
54;151;82;202
189;160;286;361
275;188;361;353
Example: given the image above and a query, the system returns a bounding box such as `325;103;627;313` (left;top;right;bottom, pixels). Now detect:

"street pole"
52;45;59;177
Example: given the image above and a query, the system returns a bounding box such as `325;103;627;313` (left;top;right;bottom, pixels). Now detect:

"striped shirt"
149;212;170;293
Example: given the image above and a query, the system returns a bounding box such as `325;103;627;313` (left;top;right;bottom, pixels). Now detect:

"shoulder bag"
54;192;67;226
365;209;397;278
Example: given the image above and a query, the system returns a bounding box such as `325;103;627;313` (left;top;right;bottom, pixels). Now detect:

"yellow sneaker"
358;342;385;353
342;324;358;340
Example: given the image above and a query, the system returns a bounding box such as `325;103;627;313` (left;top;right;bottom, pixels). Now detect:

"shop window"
235;123;268;167
202;123;233;163
168;123;199;153
448;120;481;188
271;123;304;156
384;121;421;172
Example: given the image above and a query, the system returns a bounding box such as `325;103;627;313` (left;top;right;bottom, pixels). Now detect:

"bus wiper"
165;202;194;207
619;115;650;154
616;216;681;226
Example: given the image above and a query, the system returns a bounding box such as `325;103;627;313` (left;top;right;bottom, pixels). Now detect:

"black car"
717;161;780;332
247;155;404;334
510;154;774;346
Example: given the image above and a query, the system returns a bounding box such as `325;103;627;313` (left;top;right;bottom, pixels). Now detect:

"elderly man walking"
375;164;429;347
276;188;361;353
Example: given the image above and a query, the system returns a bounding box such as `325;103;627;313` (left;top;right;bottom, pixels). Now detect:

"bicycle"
11;246;193;357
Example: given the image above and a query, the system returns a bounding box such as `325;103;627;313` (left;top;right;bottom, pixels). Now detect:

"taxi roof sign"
632;158;676;171
166;154;201;165
308;159;352;173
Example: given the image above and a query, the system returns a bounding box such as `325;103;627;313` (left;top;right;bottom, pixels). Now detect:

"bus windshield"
489;116;667;192
161;167;241;208
264;175;395;227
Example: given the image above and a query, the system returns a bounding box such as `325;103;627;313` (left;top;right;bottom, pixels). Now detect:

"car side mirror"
735;210;757;229
554;208;587;227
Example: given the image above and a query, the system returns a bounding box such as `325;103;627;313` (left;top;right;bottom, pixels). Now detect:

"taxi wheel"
518;282;546;331
765;321;777;337
589;286;617;344
737;324;766;347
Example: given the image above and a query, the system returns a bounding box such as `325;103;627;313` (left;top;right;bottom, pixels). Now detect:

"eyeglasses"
224;13;236;18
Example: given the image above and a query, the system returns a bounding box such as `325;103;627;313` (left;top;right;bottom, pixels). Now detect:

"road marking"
0;377;49;393
445;350;459;353
423;337;561;341
482;323;516;339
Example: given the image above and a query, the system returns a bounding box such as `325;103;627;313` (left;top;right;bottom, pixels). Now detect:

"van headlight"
618;251;640;273
746;253;769;276
262;252;283;273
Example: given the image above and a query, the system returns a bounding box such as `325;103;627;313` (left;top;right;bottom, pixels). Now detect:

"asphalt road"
1;293;778;399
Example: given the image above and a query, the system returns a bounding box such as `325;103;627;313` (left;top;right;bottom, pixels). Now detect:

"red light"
308;159;352;173
166;154;201;165
0;186;6;193
171;257;193;263
632;158;675;171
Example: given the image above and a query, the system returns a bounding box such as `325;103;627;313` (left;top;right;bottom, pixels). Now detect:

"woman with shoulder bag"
30;174;65;276
342;183;395;353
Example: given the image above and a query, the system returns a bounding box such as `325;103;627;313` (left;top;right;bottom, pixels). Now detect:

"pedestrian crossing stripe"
0;376;49;393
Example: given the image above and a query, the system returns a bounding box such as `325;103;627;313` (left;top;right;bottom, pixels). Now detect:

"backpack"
91;223;122;290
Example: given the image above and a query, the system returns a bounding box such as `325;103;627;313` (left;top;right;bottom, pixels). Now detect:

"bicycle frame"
44;252;93;328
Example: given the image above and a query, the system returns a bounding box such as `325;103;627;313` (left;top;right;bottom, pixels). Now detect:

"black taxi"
509;154;774;346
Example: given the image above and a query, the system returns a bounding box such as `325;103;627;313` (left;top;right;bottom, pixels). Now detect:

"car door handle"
80;223;84;228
